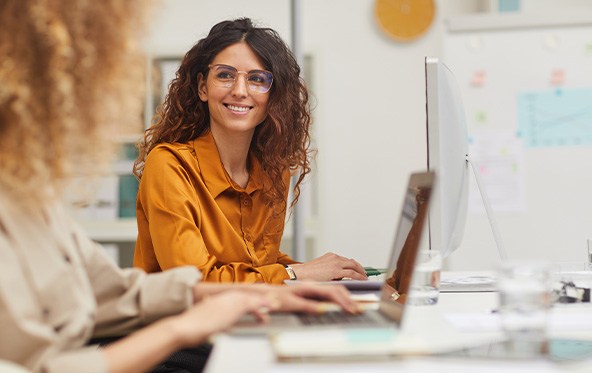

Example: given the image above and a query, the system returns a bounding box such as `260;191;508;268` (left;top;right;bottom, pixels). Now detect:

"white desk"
204;291;592;373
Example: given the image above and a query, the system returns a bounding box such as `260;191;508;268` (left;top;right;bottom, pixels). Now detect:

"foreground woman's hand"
193;281;360;315
103;291;272;373
104;283;361;373
171;291;275;346
265;282;360;314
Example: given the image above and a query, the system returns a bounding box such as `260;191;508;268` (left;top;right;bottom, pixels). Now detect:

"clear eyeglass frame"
207;64;273;93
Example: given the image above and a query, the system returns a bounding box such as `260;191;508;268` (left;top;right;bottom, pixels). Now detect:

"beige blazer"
0;189;201;373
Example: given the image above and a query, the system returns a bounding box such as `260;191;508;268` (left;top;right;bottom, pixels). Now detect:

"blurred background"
72;0;592;272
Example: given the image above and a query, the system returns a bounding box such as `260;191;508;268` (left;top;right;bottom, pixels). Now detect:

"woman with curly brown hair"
133;18;367;284
0;2;359;372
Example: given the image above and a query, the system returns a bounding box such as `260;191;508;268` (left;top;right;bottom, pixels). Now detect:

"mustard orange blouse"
134;131;298;284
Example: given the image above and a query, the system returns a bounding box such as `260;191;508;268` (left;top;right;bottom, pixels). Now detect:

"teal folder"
118;174;138;218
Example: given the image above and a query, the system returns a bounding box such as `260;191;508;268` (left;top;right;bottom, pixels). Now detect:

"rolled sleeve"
90;264;201;337
74;224;201;337
138;267;201;324
254;263;291;284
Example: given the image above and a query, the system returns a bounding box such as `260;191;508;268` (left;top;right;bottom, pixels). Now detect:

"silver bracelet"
284;265;297;280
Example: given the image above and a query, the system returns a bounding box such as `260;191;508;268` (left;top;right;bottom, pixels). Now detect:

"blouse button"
243;199;250;206
63;255;71;263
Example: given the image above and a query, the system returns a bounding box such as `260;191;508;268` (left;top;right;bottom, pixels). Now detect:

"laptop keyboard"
297;311;378;326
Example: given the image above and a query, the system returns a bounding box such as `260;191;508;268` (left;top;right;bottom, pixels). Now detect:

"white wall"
142;0;592;270
300;0;479;267
144;0;291;55
442;5;592;271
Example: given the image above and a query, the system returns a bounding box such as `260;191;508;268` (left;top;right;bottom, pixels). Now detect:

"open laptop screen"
378;171;434;323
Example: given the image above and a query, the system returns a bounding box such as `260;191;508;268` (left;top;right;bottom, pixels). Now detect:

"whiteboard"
441;13;592;269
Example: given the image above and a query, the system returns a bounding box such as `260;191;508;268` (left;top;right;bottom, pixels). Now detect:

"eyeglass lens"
210;64;273;93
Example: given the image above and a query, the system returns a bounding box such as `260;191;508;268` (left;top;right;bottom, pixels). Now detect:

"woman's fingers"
346;258;368;278
336;268;367;281
271;284;361;314
329;256;367;280
292;252;368;281
300;285;360;313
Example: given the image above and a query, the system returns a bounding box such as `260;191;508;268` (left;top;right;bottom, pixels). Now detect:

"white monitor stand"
440;155;508;293
466;154;508;263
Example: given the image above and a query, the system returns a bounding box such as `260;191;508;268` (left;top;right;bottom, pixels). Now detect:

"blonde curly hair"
0;0;151;204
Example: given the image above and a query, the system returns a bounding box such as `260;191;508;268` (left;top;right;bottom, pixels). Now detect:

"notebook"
230;171;434;336
439;272;497;292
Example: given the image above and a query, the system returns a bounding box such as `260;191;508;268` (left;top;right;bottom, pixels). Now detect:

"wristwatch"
284;265;297;280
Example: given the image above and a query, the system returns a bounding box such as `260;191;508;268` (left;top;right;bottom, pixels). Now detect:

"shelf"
80;218;138;242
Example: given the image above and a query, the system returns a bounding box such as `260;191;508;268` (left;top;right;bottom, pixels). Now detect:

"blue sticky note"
345;328;398;343
517;87;592;148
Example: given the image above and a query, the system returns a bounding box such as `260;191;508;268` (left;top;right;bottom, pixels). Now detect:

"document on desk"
445;310;592;333
439;272;497;292
443;313;501;332
269;359;564;373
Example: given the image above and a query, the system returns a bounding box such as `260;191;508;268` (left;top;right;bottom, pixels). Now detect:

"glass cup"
587;239;592;271
407;249;442;305
498;261;552;344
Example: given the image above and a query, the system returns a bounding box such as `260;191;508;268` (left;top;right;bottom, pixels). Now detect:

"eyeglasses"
207;64;273;93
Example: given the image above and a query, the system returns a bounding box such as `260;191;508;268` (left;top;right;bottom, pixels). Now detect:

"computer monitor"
424;57;507;262
424;57;469;259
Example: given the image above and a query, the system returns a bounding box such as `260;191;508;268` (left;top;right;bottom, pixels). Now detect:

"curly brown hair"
0;0;150;205
135;18;313;210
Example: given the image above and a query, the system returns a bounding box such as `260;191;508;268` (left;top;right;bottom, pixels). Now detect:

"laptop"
230;171;434;336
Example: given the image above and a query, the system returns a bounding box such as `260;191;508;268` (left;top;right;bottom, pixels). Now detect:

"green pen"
364;267;386;277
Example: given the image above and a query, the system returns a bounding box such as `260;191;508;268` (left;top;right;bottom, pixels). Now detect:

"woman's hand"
265;282;360;314
171;291;273;347
192;281;360;315
290;253;368;281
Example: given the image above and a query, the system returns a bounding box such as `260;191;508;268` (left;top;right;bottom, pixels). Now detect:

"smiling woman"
197;42;271;162
133;17;368;284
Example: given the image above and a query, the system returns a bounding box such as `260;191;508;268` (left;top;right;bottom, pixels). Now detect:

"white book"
92;175;119;220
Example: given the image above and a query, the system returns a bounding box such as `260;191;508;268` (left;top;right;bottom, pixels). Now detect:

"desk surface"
204;288;592;373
